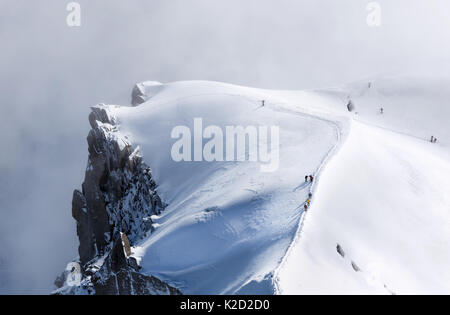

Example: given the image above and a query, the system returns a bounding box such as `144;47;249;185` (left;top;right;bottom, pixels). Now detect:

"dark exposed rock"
347;100;355;112
131;85;147;106
92;236;181;295
54;272;65;289
55;104;180;295
336;244;345;258
351;261;361;272
54;235;181;295
131;81;163;106
75;105;164;265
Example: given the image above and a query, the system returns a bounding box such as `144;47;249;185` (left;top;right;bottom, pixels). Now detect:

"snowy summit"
58;76;450;295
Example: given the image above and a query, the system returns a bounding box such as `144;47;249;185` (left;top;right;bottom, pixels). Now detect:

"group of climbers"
378;107;441;145
304;175;314;183
303;175;315;212
304;192;313;212
379;108;440;145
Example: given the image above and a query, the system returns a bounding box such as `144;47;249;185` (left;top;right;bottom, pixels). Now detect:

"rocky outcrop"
54;234;181;295
55;104;180;295
91;235;180;295
336;244;345;258
346;99;355;112
131;81;163;106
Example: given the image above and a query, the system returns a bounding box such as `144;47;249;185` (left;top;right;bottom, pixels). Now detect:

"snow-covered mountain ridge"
58;76;450;294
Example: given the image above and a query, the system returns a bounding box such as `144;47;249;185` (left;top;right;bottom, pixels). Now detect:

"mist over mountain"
1;1;449;294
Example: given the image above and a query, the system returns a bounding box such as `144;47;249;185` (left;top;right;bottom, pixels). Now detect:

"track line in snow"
269;104;347;295
128;90;348;294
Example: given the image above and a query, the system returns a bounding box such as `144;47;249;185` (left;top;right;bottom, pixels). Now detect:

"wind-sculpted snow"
112;81;338;294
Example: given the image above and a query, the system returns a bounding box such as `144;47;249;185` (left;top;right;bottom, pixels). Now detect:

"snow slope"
275;75;450;295
111;81;340;294
100;75;449;294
